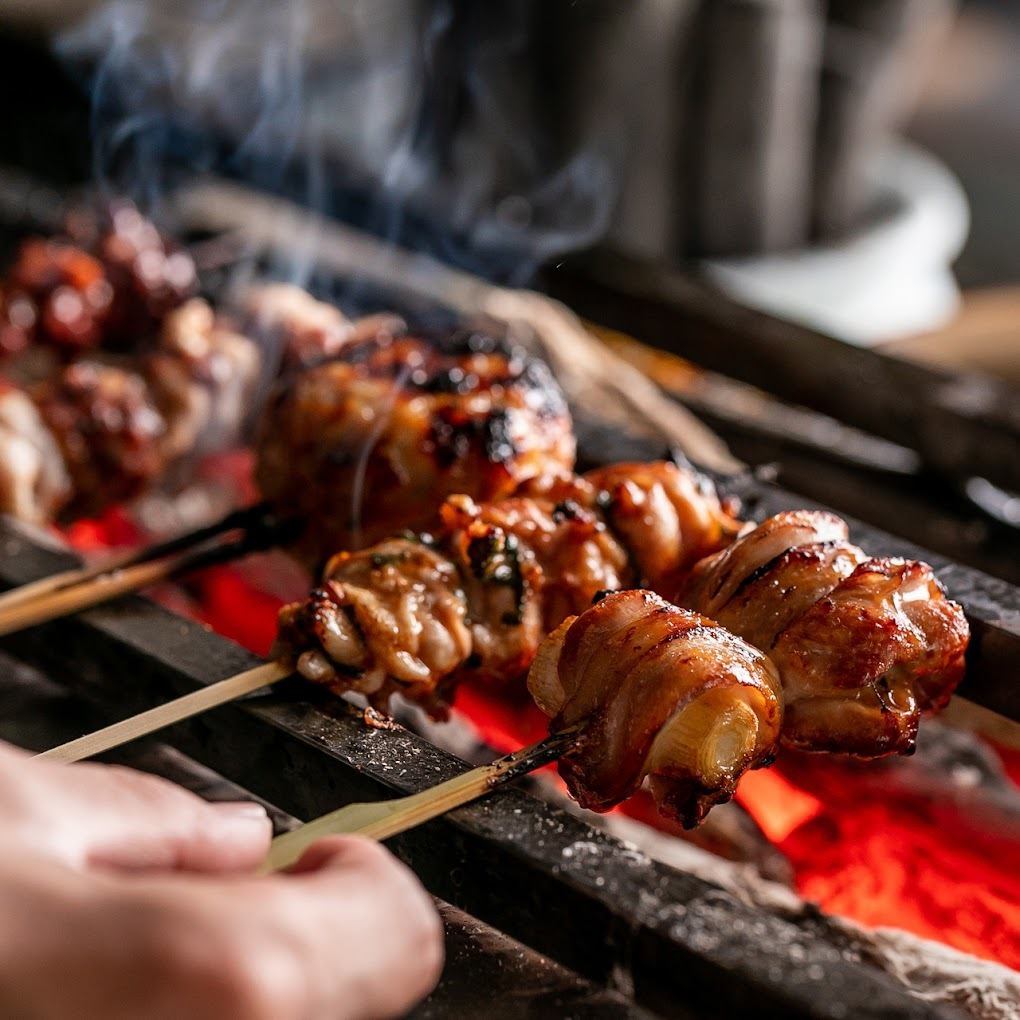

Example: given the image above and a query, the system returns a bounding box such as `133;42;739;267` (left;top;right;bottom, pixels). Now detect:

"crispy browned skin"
675;510;969;756
272;460;739;714
256;328;577;562
275;537;473;718
527;590;782;827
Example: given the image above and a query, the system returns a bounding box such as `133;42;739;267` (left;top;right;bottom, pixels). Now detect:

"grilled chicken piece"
273;460;739;714
527;590;782;827
257;328;576;562
676;510;969;756
275;537;473;717
439;491;631;685
0;380;71;523
147;299;260;461
32;361;166;517
0;203;195;357
572;461;741;588
93;201;197;345
0;239;113;355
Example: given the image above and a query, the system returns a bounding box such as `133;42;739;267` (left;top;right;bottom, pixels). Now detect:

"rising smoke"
57;0;622;286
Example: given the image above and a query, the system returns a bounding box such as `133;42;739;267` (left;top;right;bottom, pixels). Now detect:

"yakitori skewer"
0;315;576;634
38;461;1007;783
262;726;579;872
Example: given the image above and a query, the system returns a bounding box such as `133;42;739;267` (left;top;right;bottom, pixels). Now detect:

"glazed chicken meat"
0;297;261;524
0;202;196;358
675;510;969;756
273;459;740;712
257;327;578;561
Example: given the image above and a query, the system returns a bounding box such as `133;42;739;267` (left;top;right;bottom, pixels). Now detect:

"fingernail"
212;801;271;825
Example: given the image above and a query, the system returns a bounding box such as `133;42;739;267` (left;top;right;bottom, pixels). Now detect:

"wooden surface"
883;287;1020;387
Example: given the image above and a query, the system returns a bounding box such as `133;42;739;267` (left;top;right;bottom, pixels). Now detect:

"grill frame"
0;523;963;1020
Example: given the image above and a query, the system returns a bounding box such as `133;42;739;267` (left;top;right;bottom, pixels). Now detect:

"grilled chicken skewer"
0;299;261;526
0;313;577;627
277;494;968;755
674;510;969;756
43;592;778;836
39;459;740;758
273;460;740;714
39;490;977;832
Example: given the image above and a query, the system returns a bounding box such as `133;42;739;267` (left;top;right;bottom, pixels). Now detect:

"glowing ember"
57;517;1020;970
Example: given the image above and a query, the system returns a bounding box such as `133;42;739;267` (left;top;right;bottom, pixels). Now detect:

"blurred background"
1;0;1018;345
0;0;1018;561
1;0;1020;346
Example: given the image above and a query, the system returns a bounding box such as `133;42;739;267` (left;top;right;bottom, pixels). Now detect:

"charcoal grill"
1;174;1018;1018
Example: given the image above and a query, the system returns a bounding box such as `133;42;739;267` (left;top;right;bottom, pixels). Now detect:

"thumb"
46;761;271;874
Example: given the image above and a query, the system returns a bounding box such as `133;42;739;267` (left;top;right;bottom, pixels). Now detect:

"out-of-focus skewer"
262;728;579;872
940;696;1020;753
0;503;272;615
0;505;294;638
36;661;291;763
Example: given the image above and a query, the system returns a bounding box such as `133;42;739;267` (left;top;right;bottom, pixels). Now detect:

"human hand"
0;741;443;1019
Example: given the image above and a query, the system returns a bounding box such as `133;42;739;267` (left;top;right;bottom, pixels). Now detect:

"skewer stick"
262;727;578;872
37;661;291;764
0;503;271;615
941;695;1020;752
0;529;264;639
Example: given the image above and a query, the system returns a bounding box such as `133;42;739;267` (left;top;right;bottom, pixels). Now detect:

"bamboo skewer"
262;727;579;873
37;661;291;764
0;503;272;616
0;516;288;639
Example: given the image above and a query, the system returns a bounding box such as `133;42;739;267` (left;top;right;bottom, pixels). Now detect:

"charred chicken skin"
256;327;577;562
272;460;739;712
675;510;969;756
527;590;782;827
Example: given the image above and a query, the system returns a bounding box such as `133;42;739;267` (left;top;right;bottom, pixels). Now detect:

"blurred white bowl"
704;141;970;346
